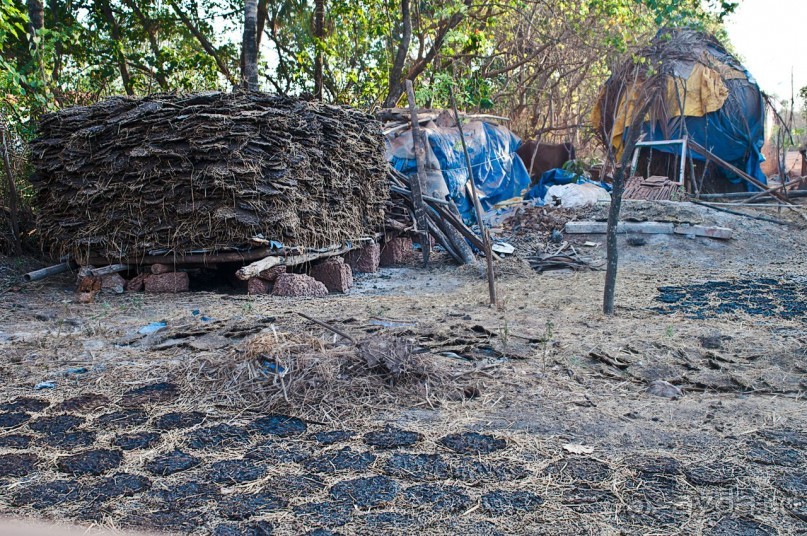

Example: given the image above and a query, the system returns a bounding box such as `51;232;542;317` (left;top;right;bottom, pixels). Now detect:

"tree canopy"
0;0;738;141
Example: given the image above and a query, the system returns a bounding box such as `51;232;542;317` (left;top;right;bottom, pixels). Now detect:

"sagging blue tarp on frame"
386;121;531;222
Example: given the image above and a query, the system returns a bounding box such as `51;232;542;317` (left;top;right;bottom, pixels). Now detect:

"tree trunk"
243;0;259;90
312;0;325;99
603;99;653;315
26;0;44;41
99;0;134;95
1;126;21;256
382;0;410;108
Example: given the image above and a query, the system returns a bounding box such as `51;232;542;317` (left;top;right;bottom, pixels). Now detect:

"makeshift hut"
592;28;767;194
30;92;390;263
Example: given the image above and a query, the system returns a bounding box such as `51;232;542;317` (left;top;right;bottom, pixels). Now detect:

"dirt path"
1;202;806;535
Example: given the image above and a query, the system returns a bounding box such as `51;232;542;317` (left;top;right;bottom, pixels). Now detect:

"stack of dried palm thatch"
30;91;389;262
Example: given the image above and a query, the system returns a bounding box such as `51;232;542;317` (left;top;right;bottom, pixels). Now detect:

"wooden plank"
688;139;791;204
404;80;432;267
235;244;354;280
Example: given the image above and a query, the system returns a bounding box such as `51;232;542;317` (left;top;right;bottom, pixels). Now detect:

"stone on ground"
310;257;353;293
272;274;328;298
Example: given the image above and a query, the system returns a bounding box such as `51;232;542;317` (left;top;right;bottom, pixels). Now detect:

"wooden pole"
745;176;806;203
449;85;497;307
404;80;432;267
688;139;792;204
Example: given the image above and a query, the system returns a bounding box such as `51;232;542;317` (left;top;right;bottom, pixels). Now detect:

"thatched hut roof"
592;28;766;185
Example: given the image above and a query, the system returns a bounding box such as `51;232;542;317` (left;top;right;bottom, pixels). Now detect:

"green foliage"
0;0;737;144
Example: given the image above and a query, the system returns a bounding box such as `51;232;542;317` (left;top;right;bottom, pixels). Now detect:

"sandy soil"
1;201;806;535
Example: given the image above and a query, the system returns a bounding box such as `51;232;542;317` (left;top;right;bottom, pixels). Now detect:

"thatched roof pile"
30;92;389;261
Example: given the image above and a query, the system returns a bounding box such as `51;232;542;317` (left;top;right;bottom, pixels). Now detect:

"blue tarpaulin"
387;121;532;222
629;77;767;190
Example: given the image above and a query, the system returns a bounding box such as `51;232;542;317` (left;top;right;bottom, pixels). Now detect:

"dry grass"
178;328;484;421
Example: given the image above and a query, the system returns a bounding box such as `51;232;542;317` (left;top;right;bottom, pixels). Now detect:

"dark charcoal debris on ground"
543;457;613;483
624;472;683;502
218;492;288;520
86;473;152;501
185;424;250;450
451;459;531;483
153;411;206;430
0;397;50;413
121;509;206;533
309;430;355;445
329;475;399;507
304;446;376;473
0;453;39;477
246;439;311;464
744;441;802;467
265;474;325;498
382;452;452;481
560;484;616;513
360;511;419;529
403;484;472;513
652;278;807;322
145;450;201;476
435;520;504;536
39;430;97;449
293;501;353;527
57;449;123;476
685;462;745;486
481;490;544;516
113;431;161;451
619;503;690;529
149;481;221;508
775;472;807;497
56;393;110;413
95;409;149;428
757;429;807;448
28;414;85;434
122;382;180;406
249;415;307;437
11;479;80;508
362;425;422;449
0;434;33;449
707;517;776;535
0;412;30;429
212;521;274;536
625;455;682;475
209;459;266;484
438;432;507;455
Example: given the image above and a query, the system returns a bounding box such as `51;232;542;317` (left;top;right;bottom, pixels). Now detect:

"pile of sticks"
386;166;484;265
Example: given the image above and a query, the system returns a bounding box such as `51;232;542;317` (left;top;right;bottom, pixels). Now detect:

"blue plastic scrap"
138;321;167;335
34;381;56;390
191;310;212;322
387;121;532;222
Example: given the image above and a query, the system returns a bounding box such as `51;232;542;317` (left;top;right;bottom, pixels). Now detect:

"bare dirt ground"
1;201;806;536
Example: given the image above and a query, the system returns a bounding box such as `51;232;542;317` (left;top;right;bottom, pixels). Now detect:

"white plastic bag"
544;182;610;208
